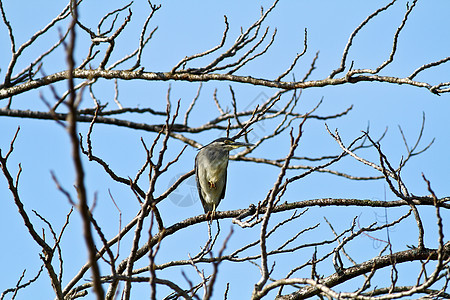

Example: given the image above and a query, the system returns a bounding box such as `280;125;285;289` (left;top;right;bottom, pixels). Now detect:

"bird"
195;137;253;215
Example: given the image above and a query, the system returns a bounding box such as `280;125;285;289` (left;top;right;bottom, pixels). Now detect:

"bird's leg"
210;204;216;222
205;211;215;223
206;211;212;222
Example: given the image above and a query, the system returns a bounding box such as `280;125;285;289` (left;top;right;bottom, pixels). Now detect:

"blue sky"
1;1;449;299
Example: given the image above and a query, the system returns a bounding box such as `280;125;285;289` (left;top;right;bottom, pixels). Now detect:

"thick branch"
0;69;440;100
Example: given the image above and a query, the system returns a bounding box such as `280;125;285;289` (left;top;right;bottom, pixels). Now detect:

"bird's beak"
230;141;254;148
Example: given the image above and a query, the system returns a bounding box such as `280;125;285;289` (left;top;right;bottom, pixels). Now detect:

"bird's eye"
224;139;232;144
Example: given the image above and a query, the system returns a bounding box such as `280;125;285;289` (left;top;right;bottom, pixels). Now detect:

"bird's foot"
205;210;216;222
208;181;216;189
210;210;216;222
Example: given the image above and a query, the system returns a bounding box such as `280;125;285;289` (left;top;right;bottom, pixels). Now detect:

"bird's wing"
220;168;227;200
195;154;208;212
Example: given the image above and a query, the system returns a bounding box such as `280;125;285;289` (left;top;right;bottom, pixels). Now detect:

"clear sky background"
1;0;449;299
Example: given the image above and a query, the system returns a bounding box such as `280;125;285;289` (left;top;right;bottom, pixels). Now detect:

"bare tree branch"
1;1;448;299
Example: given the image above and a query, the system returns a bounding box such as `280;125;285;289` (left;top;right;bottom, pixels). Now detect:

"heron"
195;137;253;215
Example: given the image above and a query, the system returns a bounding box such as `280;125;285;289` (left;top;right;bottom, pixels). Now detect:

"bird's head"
205;137;254;151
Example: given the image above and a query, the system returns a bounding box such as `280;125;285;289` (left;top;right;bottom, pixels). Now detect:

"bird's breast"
198;148;228;186
205;159;227;182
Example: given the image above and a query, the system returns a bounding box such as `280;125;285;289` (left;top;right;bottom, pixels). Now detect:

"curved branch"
1;68;442;101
